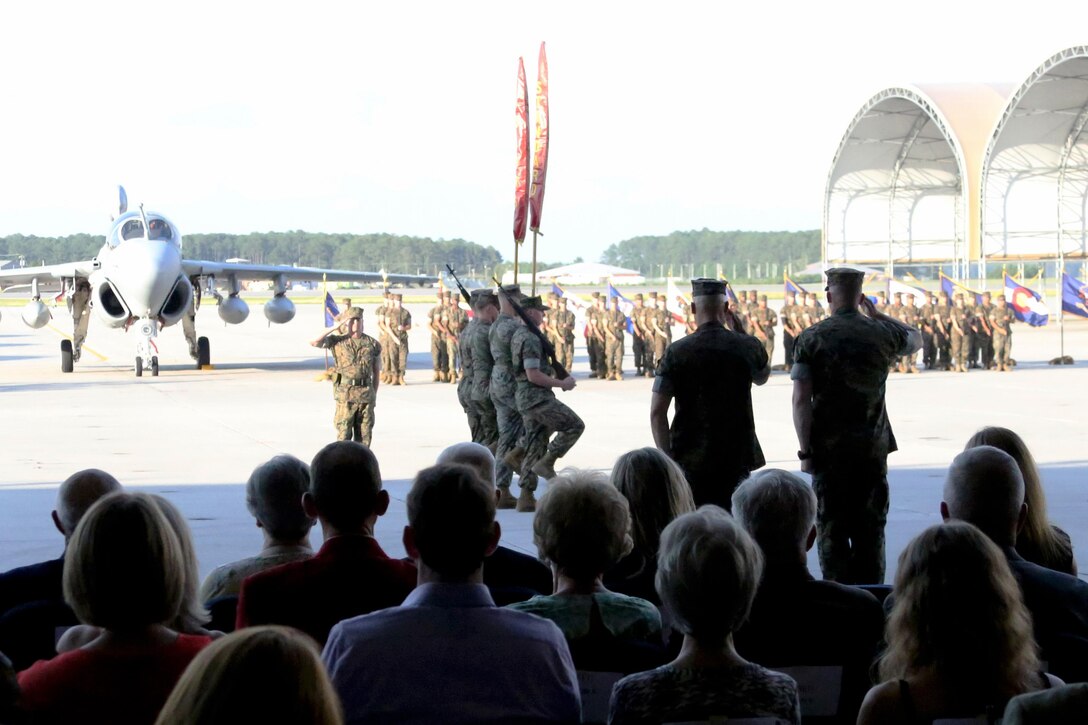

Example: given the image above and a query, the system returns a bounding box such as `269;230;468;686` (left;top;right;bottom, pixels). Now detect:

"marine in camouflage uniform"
989;295;1015;371
457;301;481;442
489;285;538;506
553;296;576;375
470;290;501;455
311;308;381;446
780;291;802;372
630;294;649;375
586;294;608;379
792;268;922;584
603;296;626;380
376;292;393;383
750;295;776;363
651;295;672;370
512;296;583;499
897;295;919;373
428;291;449;381
934;292;953;370
977;292;995;370
918;293;937;369
650;278;770;509
949;294;972;373
445;293;467;383
387;294;411;384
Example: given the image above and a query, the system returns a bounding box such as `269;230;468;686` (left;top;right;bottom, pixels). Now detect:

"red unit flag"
529;42;549;233
513;57;530;245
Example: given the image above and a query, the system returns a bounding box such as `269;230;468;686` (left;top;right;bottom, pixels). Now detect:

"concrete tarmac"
1;298;1087;585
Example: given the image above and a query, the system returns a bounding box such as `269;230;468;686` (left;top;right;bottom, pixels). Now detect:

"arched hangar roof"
824;84;1010;268
982;46;1088;261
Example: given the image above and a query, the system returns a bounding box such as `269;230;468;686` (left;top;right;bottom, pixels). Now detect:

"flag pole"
514;244;519;286
322;273;330;372
531;230;538;296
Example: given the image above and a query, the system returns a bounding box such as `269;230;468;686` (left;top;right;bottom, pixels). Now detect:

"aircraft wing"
181;260;436;287
0;261;95;289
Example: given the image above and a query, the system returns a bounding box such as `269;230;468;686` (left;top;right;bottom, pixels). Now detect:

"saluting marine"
311;307;381;446
603;295;627;380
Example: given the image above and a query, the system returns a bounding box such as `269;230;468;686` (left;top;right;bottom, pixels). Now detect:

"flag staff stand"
513;243;520;286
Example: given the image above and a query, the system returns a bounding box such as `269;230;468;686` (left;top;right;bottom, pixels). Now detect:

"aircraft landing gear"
196;336;210;369
135;356;143;377
61;340;74;373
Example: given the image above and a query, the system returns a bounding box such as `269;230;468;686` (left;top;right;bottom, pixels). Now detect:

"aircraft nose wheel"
196;336;210;369
151;356;159;376
135;356;143;377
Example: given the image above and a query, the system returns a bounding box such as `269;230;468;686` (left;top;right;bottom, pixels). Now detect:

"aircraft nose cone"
103;240;183;317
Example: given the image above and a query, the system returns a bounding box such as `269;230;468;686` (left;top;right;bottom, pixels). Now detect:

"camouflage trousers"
491;384;523;490
334;394;375;447
759;334;774;363
994;332;1012;367
431;335;448;373
521;397;585;478
605;338;624;376
951;332;968;367
653;336;668;369
380;336;393;375
632;336;647;372
812;459;889;585
390;336;408;375
445;336;459;376
557;339;574;375
473;395;499;449
457;379;480;442
587;338;604;376
783;333;796;368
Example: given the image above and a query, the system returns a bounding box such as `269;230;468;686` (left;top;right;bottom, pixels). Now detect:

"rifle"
492;277;569;380
445;265;473;305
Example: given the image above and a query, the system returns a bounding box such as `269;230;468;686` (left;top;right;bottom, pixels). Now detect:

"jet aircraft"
0;188;435;376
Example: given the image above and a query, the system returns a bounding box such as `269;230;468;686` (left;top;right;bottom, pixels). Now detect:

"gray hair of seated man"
732;468;816;558
656;505;763;644
245;455;315;542
943;446;1025;547
436;442;496;488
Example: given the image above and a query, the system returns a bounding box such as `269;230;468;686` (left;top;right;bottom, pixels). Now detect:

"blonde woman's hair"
533;469;633;583
63;492;185;631
610;448;695;561
151;495;210;632
155;626;342;725
965;426;1074;572
880;522;1040;702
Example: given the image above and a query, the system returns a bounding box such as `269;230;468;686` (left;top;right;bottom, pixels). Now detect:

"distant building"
502;262;644;286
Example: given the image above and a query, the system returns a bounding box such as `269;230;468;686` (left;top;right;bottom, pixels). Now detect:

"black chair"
0;599;79;671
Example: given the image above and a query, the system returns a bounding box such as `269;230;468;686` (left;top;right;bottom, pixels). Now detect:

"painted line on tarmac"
46;324;108;361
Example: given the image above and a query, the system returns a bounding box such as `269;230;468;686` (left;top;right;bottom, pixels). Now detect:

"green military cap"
393;293;403;300
501;283;522;295
648;291;658;298
442;289;452;296
591;291;601;299
691;278;726;297
825;267;865;288
345;306;363;320
634;293;643;300
522;295;547;311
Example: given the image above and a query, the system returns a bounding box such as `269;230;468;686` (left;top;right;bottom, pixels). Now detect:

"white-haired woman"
609;506;800;724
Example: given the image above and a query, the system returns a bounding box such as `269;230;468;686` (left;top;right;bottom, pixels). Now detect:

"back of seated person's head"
732;469;816;565
64;491;185;632
657;506;763;646
154;626;342;725
881;521;1039;701
942;446;1025;548
436;442;495;488
610;448;694;561
307;442;386;533
53;469;122;541
534;469;633;585
406;464;498;582
245;455;315;543
150;495;209;632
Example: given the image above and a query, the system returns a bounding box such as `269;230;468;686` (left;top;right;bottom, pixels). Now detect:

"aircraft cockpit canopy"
107;211;181;249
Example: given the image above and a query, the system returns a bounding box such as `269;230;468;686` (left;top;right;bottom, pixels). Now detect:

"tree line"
0;232;504;276
600;228;820;276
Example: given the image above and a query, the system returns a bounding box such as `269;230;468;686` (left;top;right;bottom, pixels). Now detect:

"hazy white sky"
1;0;1086;262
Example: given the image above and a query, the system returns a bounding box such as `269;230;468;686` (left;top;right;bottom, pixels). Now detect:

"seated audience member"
732;469;883;722
57;495;217;652
16;492;213;725
509;470;662;652
604;447;695;605
1004;682;1088;723
436;443;552;603
0;469;121;614
609;507;801;725
942;445;1088;683
155;626;342;725
323;463;581;724
236;441;415;645
200;455;315;603
966;426;1077;575
857;522;1060;724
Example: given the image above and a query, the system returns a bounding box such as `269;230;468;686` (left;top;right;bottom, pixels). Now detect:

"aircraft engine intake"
218;294;250;324
21;300;50;329
93;280;131;328
158;276;193;326
263;295;296;324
